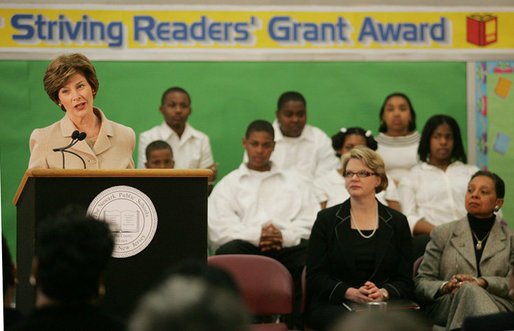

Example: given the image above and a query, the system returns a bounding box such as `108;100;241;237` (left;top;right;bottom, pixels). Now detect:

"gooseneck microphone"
53;130;88;169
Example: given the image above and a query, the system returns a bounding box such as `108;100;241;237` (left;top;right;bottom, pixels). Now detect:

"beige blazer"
415;217;514;309
28;108;135;169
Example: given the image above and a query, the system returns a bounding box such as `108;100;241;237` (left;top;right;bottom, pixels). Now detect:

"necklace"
471;229;491;250
350;208;378;239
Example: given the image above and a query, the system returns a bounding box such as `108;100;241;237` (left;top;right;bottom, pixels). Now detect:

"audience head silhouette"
130;265;250;331
33;205;113;305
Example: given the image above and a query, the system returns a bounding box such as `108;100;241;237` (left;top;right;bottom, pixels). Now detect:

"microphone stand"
62;150;87;169
53;131;87;169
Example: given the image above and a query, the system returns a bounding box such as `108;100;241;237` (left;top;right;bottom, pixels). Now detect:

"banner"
1;5;513;60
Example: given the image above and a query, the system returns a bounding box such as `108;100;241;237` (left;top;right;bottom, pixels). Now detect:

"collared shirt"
313;169;399;208
376;132;421;184
137;121;213;169
398;161;479;233
270;120;339;184
208;163;320;249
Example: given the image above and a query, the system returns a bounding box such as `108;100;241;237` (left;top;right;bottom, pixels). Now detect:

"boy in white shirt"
144;140;175;169
138;87;217;182
209;120;319;327
271;91;339;184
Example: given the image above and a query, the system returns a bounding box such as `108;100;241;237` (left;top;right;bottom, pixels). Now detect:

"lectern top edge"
13;168;212;205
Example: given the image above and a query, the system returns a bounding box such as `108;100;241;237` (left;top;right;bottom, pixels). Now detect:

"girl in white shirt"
375;93;420;186
398;114;478;237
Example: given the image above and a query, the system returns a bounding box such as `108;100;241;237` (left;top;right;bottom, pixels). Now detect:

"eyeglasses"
343;170;377;178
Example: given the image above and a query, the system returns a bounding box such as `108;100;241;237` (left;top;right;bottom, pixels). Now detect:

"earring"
29;275;36;286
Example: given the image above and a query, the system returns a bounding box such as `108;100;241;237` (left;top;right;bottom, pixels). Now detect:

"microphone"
53;130;88;169
53;130;80;152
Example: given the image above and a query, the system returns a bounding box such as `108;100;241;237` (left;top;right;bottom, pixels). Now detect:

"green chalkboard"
0;60;467;254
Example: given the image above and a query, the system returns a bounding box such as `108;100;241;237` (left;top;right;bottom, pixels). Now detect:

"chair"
208;254;294;331
413;255;424;278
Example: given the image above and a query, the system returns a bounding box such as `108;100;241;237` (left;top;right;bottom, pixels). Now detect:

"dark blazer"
306;199;413;312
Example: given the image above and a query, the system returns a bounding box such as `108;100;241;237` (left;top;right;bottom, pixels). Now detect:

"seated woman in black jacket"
305;146;413;330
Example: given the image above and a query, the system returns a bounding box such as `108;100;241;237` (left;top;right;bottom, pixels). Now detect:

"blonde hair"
43;53;99;112
341;145;388;193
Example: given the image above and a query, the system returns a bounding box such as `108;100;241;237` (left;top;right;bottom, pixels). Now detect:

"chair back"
208;254;294;316
413;255;424;278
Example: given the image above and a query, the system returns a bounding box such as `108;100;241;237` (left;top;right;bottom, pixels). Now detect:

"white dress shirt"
137;122;213;169
376;132;420;184
208;163;320;250
398;161;479;233
270;120;339;184
313;169;399;208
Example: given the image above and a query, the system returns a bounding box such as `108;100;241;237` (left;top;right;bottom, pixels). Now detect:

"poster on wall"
475;60;514;222
0;5;513;60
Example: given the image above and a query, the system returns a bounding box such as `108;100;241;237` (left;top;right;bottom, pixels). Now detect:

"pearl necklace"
350;208;378;239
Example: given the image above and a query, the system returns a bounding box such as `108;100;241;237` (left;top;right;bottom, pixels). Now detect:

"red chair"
413;255;424;278
208;254;294;331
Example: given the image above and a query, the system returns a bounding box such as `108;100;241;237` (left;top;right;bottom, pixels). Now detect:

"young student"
375;93;420;186
398;115;479;259
138;87;217;181
209;120;319;327
269;91;339;184
144;140;175;169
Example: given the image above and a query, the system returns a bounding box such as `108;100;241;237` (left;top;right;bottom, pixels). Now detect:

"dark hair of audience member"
331;127;378;158
378;92;417;133
418;114;466;163
245;120;275;139
145;140;173;161
277;91;306;110
161;86;191;105
3;236;15;296
470;170;505;199
35;205;114;303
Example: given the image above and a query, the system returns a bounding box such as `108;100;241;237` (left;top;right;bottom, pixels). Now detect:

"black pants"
216;239;308;328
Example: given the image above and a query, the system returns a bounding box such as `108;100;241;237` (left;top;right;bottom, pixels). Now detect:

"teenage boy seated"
144;140;175;169
208;120;319;325
138;87;217;181
271;91;339;184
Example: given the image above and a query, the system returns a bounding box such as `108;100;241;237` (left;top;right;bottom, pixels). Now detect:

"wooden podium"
13;169;210;318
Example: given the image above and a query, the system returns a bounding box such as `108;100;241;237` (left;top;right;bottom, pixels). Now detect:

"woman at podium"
28;53;135;169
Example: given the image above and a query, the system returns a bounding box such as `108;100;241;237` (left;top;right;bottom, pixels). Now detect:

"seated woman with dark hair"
415;170;514;330
306;146;413;331
11;206;123;331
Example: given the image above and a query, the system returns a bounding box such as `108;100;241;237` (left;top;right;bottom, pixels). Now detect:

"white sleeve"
207;180;262;247
198;135;214;169
398;171;423;234
314;132;340;179
137;132;151;169
279;183;320;247
313;176;329;204
384;175;399;202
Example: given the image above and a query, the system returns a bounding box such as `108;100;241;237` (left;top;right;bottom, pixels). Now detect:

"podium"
13;169;211;318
